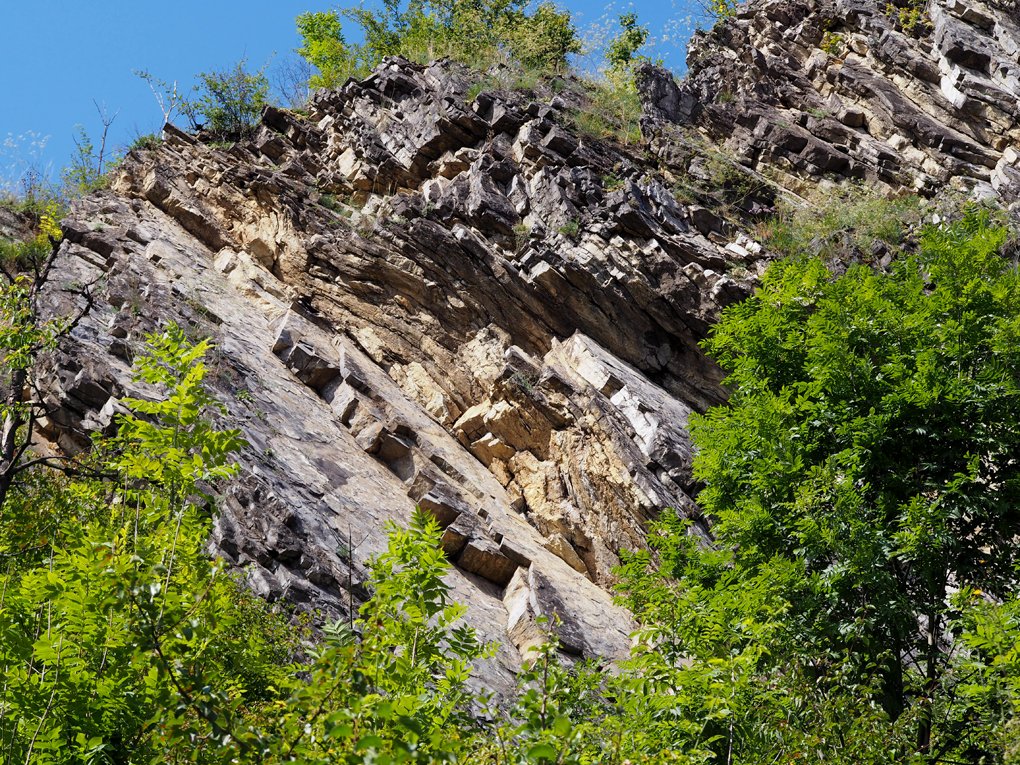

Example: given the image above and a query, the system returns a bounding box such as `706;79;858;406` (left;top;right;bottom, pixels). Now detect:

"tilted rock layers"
37;0;1018;689
653;0;1020;200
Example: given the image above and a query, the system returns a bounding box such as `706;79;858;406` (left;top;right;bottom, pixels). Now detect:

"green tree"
187;59;270;140
0;224;81;513
622;206;1020;761
296;10;365;89
0;323;296;763
606;13;649;74
500;3;582;73
296;0;581;89
267;508;492;763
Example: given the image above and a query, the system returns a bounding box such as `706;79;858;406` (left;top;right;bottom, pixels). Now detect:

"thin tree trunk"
0;368;27;512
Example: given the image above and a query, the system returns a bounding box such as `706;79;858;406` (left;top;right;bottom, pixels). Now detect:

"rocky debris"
644;0;1020;203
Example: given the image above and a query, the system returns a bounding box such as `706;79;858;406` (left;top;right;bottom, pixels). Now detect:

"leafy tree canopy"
296;0;581;89
619;205;1020;762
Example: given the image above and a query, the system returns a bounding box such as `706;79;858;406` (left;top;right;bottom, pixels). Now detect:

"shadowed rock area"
35;0;1019;692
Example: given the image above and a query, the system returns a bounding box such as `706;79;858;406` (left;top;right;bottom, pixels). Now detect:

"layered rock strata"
649;0;1020;201
40;57;755;689
35;0;1020;690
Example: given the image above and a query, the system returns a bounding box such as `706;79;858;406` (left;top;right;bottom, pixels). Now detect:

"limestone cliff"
654;0;1020;199
36;0;1019;690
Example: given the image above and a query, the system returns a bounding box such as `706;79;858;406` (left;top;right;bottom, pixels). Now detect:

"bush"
757;185;922;262
641;206;1020;761
296;0;582;88
567;79;643;145
129;132;162;152
186;59;270;140
61;103;120;197
702;0;740;21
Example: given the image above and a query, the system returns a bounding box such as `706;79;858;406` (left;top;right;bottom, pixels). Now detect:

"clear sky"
0;1;708;192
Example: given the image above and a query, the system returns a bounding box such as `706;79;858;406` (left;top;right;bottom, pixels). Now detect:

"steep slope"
647;0;1020;200
39;59;751;689
36;0;1018;690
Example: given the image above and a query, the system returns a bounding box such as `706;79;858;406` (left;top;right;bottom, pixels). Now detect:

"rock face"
35;0;1019;692
40;57;745;691
650;0;1020;201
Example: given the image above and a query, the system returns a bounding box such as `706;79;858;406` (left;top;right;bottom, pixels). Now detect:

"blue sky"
0;1;708;192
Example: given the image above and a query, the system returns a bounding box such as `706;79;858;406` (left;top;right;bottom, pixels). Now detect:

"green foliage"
0;275;61;374
674;139;774;218
566;78;643;145
480;631;619;765
820;30;845;55
606;13;649;74
296;0;581;89
297;10;363;90
556;218;580;240
0;323;302;764
0;236;54;278
757;185;922;262
273;508;491;763
60;103;121;198
3;141;1019;764
885;0;928;35
502;2;581;72
186;59;270;140
129;133;162;152
705;0;739;21
634;206;1020;760
62;126;109;195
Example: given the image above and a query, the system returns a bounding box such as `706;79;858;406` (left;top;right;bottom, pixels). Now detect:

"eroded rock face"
652;0;1020;201
39;56;750;692
35;0;1019;693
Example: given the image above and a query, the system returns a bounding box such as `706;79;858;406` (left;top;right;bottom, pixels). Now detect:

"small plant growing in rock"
466;78;493;102
885;0;928;34
512;221;532;253
602;173;625;192
558;218;580;240
756;184;923;262
820;30;845;55
568;80;643;145
129;133;162;152
319;193;343;213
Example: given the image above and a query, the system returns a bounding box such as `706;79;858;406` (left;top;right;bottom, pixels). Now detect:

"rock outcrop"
40;57;748;690
653;0;1020;201
34;0;1019;692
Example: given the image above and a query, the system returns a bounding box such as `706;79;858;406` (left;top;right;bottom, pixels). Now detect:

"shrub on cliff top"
297;0;581;89
185;58;270;140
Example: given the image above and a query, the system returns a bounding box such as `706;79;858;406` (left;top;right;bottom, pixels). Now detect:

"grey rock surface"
653;0;1020;201
34;0;1020;694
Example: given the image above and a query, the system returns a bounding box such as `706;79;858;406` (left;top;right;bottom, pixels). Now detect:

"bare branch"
92;101;120;178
